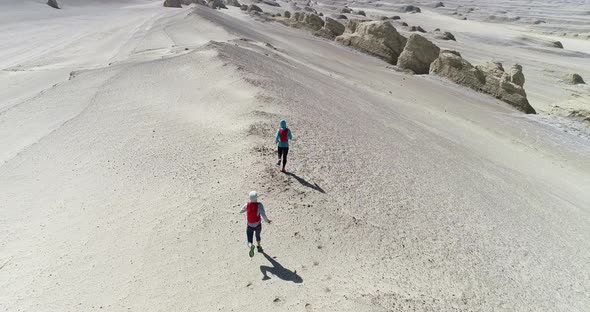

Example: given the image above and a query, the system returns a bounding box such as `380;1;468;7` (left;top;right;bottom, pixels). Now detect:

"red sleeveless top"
279;128;289;143
246;202;261;223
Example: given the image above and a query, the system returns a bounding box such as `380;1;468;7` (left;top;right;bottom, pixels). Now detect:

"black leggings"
278;147;289;165
247;224;262;244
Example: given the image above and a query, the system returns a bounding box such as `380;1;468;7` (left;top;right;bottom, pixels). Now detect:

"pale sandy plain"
1;0;589;311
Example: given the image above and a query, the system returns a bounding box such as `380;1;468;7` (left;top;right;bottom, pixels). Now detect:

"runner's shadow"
285;172;325;193
260;252;303;283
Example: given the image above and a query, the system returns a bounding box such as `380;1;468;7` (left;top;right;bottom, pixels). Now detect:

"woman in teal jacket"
275;119;293;172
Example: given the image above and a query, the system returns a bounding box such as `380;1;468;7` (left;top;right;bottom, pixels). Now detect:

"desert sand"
1;0;589;311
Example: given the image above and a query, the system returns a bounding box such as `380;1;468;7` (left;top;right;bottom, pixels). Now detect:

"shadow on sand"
260;252;303;283
285;172;325;193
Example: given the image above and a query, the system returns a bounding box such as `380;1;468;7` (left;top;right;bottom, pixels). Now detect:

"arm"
239;203;247;213
259;204;271;223
288;129;293;141
275;130;280;143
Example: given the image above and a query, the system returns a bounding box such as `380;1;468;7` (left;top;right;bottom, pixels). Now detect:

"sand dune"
1;1;589;311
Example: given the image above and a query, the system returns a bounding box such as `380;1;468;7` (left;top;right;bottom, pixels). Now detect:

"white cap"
249;191;258;202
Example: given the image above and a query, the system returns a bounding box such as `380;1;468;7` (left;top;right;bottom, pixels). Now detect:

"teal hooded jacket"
275;119;292;148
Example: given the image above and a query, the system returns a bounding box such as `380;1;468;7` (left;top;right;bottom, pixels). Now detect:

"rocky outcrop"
225;0;241;7
356;10;366;16
507;64;525;87
333;14;348;19
314;17;345;39
314;29;333;39
398;34;440;74
336;21;407;65
248;4;263;12
391;16;401;20
409;26;426;33
430;51;536;113
182;0;206;4
283;12;325;31
163;0;182;7
324;17;345;36
434;2;444;8
240;4;247;10
208;0;227;9
516;36;563;49
341;7;352;13
344;20;361;33
292;11;305;22
47;0;60;9
401;5;421;13
284;11;291;18
565;73;585;84
262;0;280;7
479;63;535;113
430;50;485;87
548;40;563;48
434;30;456;41
304;13;324;31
